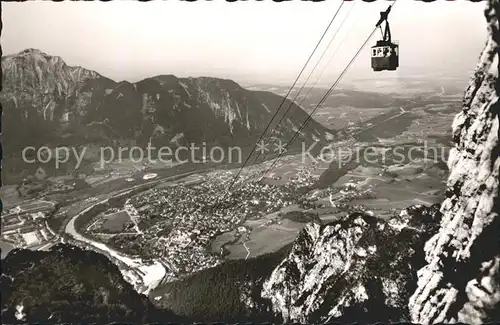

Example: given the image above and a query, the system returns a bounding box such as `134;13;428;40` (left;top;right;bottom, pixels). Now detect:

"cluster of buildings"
18;176;81;199
1;211;58;250
45;179;78;193
100;179;304;277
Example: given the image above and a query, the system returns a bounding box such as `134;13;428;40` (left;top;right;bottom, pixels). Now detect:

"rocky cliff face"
408;1;500;323
260;206;442;323
1;49;115;152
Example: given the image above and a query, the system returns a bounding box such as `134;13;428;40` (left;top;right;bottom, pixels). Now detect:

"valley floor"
1;91;456;298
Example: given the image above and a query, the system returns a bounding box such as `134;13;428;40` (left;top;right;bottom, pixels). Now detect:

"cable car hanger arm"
375;5;393;44
383;20;392;43
376;5;392;27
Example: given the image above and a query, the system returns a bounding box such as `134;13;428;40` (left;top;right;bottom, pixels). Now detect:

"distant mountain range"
1;49;331;149
1;49;332;182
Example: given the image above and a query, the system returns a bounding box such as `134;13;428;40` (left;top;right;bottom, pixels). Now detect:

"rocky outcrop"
408;1;500;323
261;205;442;323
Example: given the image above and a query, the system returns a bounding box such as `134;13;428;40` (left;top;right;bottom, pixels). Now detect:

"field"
233;220;304;259
101;211;132;232
212;215;307;260
313;106;389;130
212;205;305;259
0;185;24;208
334;164;445;218
211;125;451;259
355;110;420;142
213;147;448;259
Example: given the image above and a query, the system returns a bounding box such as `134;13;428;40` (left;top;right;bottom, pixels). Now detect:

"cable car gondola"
371;6;399;72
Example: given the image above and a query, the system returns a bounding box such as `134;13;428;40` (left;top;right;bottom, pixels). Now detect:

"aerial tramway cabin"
371;5;399;72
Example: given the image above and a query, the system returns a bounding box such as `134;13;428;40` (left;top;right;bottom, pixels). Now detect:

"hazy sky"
3;1;487;85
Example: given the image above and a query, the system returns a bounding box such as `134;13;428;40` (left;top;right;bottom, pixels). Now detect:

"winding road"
243;242;251;260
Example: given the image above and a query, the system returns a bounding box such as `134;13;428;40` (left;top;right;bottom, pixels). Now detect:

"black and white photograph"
0;0;498;323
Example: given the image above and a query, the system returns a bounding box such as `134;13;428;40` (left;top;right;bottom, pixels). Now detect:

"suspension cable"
247;1;357;173
212;2;346;210
259;28;379;181
259;2;398;181
248;2;358;179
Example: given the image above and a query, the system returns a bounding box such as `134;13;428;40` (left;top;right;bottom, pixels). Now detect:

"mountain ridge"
1;48;332;184
408;0;500;322
1;48;331;145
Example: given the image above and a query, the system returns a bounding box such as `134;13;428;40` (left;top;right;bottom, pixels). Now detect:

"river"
62;170;206;293
1;241;15;259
